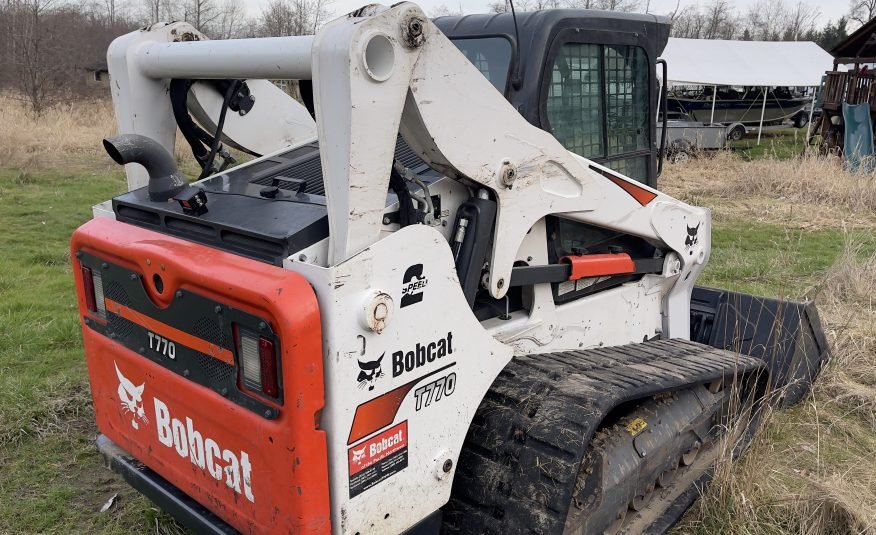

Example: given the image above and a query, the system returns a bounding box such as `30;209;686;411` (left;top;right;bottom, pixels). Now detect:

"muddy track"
441;339;767;535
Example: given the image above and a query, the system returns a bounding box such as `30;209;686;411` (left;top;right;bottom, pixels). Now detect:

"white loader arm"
106;22;317;190
311;4;707;338
106;3;708;339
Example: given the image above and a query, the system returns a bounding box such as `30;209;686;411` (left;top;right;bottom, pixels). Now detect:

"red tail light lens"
258;337;279;398
82;266;97;313
80;265;106;319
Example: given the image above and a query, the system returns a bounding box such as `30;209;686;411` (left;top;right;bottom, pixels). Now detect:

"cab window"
546;43;650;182
451;37;513;94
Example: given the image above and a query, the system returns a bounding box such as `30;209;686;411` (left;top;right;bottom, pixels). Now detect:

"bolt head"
442;459;453;473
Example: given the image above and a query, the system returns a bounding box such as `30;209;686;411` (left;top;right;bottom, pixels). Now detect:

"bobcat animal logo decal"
685;222;701;250
357;353;384;391
115;362;149;430
351;447;366;465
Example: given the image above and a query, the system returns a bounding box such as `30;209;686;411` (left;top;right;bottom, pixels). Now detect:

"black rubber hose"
169;79;212;166
103;134;187;202
389;165;417;227
198;79;241;180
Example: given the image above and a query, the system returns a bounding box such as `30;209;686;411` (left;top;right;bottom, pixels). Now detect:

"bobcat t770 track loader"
71;4;829;534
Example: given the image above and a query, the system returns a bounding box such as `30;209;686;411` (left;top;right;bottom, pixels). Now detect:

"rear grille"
395;140;428;170
104;281;131;307
196;352;234;384
108;313;136;342
194;316;226;348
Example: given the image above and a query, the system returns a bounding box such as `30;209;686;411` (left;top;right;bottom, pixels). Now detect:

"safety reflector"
81;265;106;319
258;337;279;398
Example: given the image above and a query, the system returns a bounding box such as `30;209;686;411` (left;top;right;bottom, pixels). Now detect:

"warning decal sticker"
348;421;408;498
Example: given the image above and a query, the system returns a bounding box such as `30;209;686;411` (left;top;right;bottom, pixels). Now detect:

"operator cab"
436;10;671;187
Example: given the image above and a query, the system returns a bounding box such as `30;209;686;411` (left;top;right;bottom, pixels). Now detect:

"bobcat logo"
357;353;384;391
351;447;366;465
685;222;701;249
115;362;148;430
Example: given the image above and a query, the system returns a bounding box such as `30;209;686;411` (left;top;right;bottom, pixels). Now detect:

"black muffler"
103;134;187;202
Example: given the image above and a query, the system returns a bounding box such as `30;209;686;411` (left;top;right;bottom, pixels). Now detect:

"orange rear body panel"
71;218;331;534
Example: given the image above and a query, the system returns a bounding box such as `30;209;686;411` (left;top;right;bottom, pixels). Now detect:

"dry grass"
0;93;195;171
0;93;117;169
667;155;876;534
663;152;876;230
678;247;876;535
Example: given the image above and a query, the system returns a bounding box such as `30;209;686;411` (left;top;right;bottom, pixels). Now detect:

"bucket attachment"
690;286;830;407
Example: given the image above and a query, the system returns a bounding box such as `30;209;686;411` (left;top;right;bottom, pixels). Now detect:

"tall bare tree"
259;0;331;36
703;0;734;39
783;1;820;40
431;3;463;17
214;0;246;39
7;0;62;114
849;0;876;25
184;0;219;32
142;0;179;23
746;0;789;40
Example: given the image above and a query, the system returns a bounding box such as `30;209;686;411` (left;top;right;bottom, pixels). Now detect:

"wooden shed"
818;20;876;154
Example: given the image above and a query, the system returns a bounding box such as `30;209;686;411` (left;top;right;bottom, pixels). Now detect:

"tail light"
81;265;106;319
236;326;280;399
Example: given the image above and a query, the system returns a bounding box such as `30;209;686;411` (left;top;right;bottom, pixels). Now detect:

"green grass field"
726;127;812;160
0;148;873;533
0;166;184;534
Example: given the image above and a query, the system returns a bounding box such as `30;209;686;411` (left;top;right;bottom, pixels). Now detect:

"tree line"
478;0;854;52
1;0;869;113
0;0;330;113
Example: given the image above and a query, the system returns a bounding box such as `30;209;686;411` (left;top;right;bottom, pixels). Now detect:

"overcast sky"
240;0;850;26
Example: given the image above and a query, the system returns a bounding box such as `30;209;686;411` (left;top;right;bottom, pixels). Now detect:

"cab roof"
434;10;671;57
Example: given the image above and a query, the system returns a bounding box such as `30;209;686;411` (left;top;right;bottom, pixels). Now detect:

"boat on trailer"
668;86;808;125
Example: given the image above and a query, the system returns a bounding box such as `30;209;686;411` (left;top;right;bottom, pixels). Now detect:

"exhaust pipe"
103;134;187;202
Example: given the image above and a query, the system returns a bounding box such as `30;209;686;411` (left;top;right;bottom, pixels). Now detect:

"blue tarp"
843;102;875;172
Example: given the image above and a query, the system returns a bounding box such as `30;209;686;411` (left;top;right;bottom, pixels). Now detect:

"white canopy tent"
660;38;840;144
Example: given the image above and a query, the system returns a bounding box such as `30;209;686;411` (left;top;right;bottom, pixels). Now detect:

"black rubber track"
441;339;766;535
